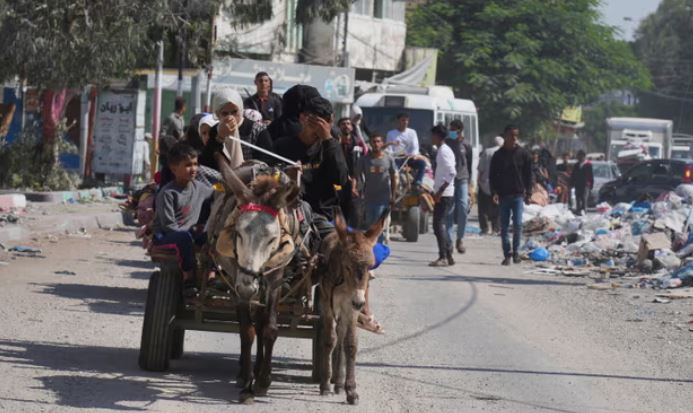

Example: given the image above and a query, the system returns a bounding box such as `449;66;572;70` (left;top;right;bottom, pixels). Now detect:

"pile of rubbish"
523;184;693;290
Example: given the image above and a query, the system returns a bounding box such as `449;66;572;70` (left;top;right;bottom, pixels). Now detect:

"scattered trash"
465;226;481;235
652;297;671;304
529;248;551;262
9;245;42;254
54;270;76;276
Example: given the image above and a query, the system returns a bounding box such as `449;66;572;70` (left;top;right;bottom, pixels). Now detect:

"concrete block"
0;194;27;210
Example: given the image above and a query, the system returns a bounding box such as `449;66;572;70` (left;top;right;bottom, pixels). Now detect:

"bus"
354;85;481;186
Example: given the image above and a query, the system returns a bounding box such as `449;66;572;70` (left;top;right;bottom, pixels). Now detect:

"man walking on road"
429;125;457;267
571;150;593;216
162;96;186;140
354;134;397;242
490;125;532;266
446;119;472;254
478;136;503;235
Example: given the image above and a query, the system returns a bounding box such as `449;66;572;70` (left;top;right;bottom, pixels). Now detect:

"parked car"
598;159;693;204
590;161;621;206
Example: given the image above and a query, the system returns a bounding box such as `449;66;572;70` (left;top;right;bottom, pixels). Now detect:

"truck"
671;133;693;160
606;117;673;172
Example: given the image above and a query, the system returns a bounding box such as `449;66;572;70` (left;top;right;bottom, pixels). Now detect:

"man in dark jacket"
570;150;593;216
272;96;349;226
243;72;283;125
446;119;473;254
490;125;532;266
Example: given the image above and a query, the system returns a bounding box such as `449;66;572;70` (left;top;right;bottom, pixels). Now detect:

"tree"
407;0;651;137
633;0;693;133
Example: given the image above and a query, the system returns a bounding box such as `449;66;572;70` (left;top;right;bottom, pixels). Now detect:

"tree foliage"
0;0;347;89
407;0;651;137
634;0;693;98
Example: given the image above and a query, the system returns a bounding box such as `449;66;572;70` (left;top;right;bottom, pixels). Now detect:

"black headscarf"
267;84;321;141
184;113;207;152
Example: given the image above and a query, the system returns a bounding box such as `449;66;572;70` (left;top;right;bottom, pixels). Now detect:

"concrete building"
214;0;408;81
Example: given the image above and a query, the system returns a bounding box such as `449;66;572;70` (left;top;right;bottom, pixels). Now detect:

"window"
625;162;651;182
374;0;388;19
351;0;373;15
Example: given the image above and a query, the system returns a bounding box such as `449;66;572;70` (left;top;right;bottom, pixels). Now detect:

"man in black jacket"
490;125;532;266
272;96;349;227
244;72;283;124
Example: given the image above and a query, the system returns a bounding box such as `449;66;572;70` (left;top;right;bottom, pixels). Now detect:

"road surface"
0;226;691;412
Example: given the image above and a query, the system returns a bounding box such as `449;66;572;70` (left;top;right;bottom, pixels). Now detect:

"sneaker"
513;253;521;264
428;258;449;267
501;257;511;266
447;256;455;266
456;239;466;254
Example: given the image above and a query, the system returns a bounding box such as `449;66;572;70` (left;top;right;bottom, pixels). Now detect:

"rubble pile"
523;184;693;290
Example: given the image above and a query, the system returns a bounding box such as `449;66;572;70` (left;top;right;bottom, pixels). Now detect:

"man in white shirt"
385;113;426;188
429;124;457;267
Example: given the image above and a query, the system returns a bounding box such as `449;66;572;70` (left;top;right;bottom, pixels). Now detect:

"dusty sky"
599;0;662;40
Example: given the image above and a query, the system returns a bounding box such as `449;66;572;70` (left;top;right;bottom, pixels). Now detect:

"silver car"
590;161;621;206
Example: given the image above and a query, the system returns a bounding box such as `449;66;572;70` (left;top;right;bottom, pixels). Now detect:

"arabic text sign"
93;90;146;175
213;57;355;104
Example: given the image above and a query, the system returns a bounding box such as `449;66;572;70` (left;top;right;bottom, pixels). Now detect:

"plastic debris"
9;245;42;254
529;248;551;262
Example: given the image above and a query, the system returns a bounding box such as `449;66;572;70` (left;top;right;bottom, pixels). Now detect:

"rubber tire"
138;266;180;372
404;206;420;243
311;287;323;383
170;329;185;360
419;210;429;234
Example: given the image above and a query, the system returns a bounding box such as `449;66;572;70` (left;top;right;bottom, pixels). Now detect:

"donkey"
213;155;300;404
319;208;387;405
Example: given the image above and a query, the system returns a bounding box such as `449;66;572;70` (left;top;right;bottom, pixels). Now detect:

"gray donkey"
319;208;387;405
212;155;300;404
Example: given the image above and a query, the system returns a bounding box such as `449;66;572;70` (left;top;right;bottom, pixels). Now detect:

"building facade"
214;0;408;81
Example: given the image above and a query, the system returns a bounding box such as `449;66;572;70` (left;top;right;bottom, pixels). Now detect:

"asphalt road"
0;226;691;412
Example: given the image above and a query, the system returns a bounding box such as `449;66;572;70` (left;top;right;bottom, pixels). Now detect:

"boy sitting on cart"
151;142;215;296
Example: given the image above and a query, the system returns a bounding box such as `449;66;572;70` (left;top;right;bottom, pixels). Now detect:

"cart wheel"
311;287;323;383
138;265;180;371
419;210;429;234
404;206;420;242
170;329;185;360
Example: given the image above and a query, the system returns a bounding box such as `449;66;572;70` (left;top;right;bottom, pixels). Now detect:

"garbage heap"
522;184;693;289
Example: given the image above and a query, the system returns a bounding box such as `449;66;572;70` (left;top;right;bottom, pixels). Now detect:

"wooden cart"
137;246;323;381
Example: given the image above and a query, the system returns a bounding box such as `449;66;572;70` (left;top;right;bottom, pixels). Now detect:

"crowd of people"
153;71;598;274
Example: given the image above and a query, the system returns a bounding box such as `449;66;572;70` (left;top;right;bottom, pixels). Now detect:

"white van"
354;85;480;186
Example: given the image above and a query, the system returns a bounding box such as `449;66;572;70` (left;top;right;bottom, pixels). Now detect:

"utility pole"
342;10;349;68
151;40;164;178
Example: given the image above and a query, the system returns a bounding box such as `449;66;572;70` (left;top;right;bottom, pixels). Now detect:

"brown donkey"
318;208;387;405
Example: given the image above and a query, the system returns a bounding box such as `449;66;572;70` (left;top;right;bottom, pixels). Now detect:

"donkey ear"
215;152;251;202
365;207;389;245
333;207;348;243
272;181;300;209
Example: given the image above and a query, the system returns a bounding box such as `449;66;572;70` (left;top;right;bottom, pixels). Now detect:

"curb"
23;186;124;204
0;211;126;244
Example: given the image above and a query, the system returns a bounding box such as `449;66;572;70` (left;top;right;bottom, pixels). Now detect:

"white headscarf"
198;114;218;137
494;136;504;147
211;87;245;168
243;109;263;123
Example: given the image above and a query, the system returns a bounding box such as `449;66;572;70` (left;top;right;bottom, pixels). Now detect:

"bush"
0;121;81;191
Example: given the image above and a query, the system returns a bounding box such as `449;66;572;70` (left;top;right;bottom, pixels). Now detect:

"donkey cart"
137;245;323;381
